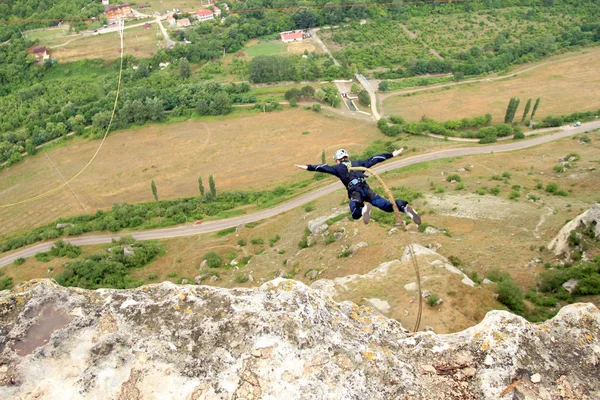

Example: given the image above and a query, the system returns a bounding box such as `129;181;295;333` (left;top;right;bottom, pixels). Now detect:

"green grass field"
245;41;286;57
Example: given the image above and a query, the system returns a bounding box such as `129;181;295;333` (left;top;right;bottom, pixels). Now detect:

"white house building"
195;9;214;22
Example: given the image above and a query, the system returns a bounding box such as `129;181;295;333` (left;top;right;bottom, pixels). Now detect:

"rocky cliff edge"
1;279;599;399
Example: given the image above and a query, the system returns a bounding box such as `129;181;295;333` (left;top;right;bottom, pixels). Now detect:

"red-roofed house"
195;9;214;22
213;6;221;16
280;30;303;43
30;46;50;61
166;14;176;25
177;18;191;27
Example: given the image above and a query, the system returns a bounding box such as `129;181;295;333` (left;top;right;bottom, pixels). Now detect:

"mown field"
0;108;385;238
48;25;162;62
382;50;600;122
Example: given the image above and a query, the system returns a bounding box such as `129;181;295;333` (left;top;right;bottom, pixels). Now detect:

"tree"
209;92;232;115
530;98;541;121
351;83;362;93
151;180;158;201
378;81;389;91
312;103;321;112
321;149;326;164
300;85;315;98
179;57;191;79
521;98;532;122
25;139;36;156
198;176;204;196
208;175;216;198
504;97;520;124
358;90;370;106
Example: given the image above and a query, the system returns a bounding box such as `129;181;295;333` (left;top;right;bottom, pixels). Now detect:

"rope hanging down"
349;166;423;333
0;19;126;209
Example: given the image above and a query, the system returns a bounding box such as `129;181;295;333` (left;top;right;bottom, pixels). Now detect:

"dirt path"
377;50;600;118
2;120;599;267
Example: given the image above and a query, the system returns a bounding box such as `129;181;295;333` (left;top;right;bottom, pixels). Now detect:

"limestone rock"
362;298;390;314
56;223;74;229
424;227;439;235
548;204;600;257
123;246;135;257
562;278;579;294
307;210;345;233
1;280;599;399
349;242;368;254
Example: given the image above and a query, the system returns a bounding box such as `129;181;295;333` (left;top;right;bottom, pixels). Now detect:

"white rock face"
2;280;600;399
307;210;346;233
548;203;600;256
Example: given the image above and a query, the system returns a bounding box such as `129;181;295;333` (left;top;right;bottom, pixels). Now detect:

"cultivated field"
0;108;386;238
382;50;600;122
49;25;162;62
26;27;75;48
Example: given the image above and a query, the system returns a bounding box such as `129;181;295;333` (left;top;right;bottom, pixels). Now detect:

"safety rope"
349;166;423;332
0;19;126;209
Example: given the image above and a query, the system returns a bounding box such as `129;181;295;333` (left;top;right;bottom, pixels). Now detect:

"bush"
509;190;520;200
487;269;511;283
446;174;461;182
455;182;465;190
13;257;25;266
553;164;565;173
237;239;246;246
234;273;249;283
148;273;158;280
497;280;524;313
218;227;236;237
427;293;439;307
0;276;13;290
204;251;222;268
250;238;264;245
269;234;281;247
311;103;321;112
545;182;559;193
490;186;500;196
167;272;177;278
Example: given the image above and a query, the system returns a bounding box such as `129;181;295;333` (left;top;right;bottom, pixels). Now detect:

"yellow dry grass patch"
50;25;162;62
0;109;381;238
287;40;317;54
383;50;600;122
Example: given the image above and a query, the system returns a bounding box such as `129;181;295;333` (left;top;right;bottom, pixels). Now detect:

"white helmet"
333;149;349;160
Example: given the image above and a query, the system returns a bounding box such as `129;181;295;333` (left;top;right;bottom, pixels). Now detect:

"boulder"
548;204;600;257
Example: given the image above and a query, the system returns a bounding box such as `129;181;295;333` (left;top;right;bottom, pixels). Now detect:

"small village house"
166;15;176;25
280;30;303;43
27;45;50;62
177;18;191;28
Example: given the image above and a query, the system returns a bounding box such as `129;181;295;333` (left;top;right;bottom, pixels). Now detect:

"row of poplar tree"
504;97;541;125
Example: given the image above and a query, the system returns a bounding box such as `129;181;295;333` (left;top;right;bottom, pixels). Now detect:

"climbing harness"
349;166;423;333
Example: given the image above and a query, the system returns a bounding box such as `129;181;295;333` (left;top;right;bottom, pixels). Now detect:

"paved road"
1;121;598;268
355;73;381;120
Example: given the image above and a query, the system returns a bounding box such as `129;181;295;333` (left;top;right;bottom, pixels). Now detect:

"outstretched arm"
356;148;403;168
295;163;339;176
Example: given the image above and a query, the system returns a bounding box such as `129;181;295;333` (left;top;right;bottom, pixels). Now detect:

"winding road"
1;121;598;268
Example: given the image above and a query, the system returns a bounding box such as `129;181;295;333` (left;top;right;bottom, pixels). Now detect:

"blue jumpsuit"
306;153;408;220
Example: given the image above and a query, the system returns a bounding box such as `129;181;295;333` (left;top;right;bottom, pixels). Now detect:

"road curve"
1;121;599;268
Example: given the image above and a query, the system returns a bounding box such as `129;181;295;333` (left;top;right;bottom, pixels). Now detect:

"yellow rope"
1;19;126;209
349;166;423;332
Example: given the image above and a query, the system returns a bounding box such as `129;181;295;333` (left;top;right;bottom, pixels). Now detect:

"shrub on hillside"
204;251;222;268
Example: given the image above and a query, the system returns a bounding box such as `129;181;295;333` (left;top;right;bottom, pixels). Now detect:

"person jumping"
295;148;421;225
